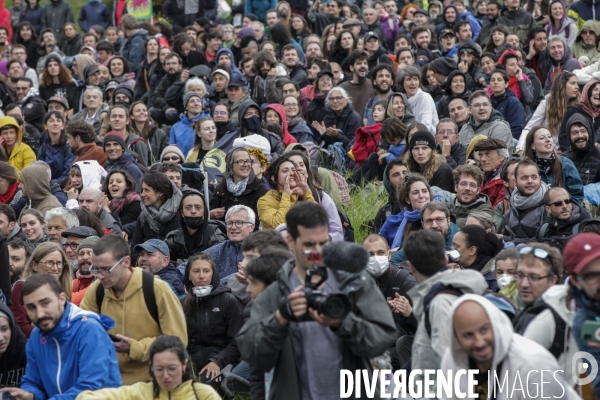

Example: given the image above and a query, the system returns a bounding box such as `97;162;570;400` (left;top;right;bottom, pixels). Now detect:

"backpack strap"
423;283;464;337
548;306;567;359
537;223;549;241
95;281;105;312
142;271;160;328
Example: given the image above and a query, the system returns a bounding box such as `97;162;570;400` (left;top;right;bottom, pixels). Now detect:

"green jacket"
571;20;600;63
236;258;397;400
449;194;494;228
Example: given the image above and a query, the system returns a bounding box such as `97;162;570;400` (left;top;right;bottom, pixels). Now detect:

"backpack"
95;270;160;328
330;170;351;206
124;148;150;175
536;222;581;251
337;207;355;242
328;142;355;174
515;300;567;359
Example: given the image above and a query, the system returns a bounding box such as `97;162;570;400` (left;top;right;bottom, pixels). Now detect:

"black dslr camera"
279;252;351;322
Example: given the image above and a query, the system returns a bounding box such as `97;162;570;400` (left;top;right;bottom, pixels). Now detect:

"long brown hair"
524;126;563;188
22;242;72;301
396;173;433;241
546;71;580;136
128;101;152;140
41;63;73;87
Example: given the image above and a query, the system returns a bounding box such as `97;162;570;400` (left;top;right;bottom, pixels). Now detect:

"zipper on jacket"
51;336;63;394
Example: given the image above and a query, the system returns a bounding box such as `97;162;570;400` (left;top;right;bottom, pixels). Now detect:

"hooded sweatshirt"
237;100;284;155
0;302;27;387
558;80;600;151
20;164;62;215
263;104;297;148
65;160;107;209
563;113;600;184
546;0;578;47
385;92;416;125
214;48;243;81
544;39;582;92
436;70;471;120
572;20;600;64
441;294;579;400
0;116;35;172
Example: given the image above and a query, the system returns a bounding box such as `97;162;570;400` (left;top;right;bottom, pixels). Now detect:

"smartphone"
108;334;120;342
0;393;15;400
581;320;600;342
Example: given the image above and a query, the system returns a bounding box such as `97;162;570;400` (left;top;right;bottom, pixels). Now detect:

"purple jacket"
380;15;400;51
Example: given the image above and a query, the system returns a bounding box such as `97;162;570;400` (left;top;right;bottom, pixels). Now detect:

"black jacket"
367;47;393;71
61;33;83;56
288;63;309;89
179;50;206;69
0;303;27;386
559;104;600;151
210;173;268;224
153;71;182;112
134;58;157;102
322;103;363;149
165;190;227;264
537;203;590;251
436;71;471;120
375;263;418;337
563;113;600;185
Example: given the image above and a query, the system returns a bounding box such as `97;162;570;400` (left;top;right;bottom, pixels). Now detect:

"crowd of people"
1;0;600;398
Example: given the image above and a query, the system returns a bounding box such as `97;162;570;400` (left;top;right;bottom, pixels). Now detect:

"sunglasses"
162;156;181;162
549;199;572;207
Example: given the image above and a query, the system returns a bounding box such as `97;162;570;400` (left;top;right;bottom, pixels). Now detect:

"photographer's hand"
276;286;307;326
309;308;342;328
0;387;34;400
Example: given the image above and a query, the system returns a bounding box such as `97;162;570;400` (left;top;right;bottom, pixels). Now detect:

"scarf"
109;190;141;216
534;152;556;176
287;115;303;130
140;185;183;233
226;176;249;197
511;181;549;211
74;269;95;291
391;209;422;249
0;181;18;204
507;75;525;99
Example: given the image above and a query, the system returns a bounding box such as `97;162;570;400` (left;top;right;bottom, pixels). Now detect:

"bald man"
78;187;122;235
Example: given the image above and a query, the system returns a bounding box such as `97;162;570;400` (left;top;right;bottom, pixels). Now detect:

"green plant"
342;184;387;244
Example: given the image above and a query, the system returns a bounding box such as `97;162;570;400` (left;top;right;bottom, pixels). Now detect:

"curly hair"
101;169;138;200
404;146;448;183
40;63;73;87
65;120;96;143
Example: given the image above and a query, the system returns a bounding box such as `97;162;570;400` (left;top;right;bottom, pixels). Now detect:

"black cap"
61;226;100;239
414;8;429;16
228;78;246;88
317;69;334;79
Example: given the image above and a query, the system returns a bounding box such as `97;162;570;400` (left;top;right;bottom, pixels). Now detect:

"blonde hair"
22;242;72;300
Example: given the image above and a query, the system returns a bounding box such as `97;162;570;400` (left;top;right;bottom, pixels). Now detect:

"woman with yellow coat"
257;154;316;230
0;116;35;172
76;335;221;400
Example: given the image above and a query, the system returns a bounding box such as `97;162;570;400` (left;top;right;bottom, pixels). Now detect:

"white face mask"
497;274;514;289
192;285;213;298
366;256;389;277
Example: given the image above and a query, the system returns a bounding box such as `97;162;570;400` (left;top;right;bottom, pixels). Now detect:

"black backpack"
515;300;567;359
95;270;160;328
337;208;355;243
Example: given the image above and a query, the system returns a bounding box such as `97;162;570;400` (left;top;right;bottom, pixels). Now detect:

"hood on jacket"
111;83;134;104
541;284;574;324
566;112;595;152
457;39;481;58
444;70;469;96
0;116;22;144
577;19;600;42
264;103;297;146
579;80;600;117
382;161;402;209
369;46;389;61
215;48;243;79
385;92;415;122
443;4;459;24
238;100;261;136
548;0;569;34
0;302;27;365
73;160;107;190
467;108;506;129
45;302;115;340
21;164;52;203
550;37;574;65
178;188;210;238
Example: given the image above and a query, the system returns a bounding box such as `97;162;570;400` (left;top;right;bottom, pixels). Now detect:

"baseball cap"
363;32;379;42
414;8;429;16
439;29;455;38
563;233;600;274
61;226;100;239
228;78;246;88
134;239;170;258
47;96;69;110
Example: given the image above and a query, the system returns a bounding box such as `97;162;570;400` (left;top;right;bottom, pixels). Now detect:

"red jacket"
352;123;381;166
263;104;297;148
481;176;506;208
11;281;33;338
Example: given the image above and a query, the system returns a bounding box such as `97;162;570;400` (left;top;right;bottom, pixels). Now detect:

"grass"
342;182;388;244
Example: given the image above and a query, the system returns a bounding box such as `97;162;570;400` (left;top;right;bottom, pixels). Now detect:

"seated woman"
283;95;317;144
379;173;431;248
213;103;237;141
483;26;508;54
452;224;503;291
436;71;471;120
385;92;415;125
478;52;498;88
0;162;24;214
11;242;72;338
19;209;48;248
37;111;75;182
263;104;297;148
257;155;316;230
209;148;268;224
398;66;438;134
306;69;334;128
403;131;454;192
489;69;527;140
494;248;519;291
128;101;168;165
524;126;584;203
185;117;217;164
287;150;345;242
108;55;134;85
546;0;577;47
311;86;363;150
182;254;242;383
497;50;536;115
130;171;182;262
77;335;220;399
65;160;107;209
101;169;141;227
38;55;78;110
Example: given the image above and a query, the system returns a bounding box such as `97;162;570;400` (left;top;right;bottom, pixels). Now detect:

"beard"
374;82;390;94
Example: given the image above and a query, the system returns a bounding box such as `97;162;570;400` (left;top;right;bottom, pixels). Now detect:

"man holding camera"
236;202;396;400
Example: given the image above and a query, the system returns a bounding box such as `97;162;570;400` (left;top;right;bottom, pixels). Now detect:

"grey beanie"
78;236;100;252
183;91;202;109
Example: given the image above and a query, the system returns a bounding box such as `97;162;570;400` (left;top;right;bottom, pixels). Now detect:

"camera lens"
323;294;351;320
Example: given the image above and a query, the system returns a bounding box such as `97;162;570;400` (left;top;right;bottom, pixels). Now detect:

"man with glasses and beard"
340;49;378;118
61;226;99;274
363;64;395;126
71;235;100;305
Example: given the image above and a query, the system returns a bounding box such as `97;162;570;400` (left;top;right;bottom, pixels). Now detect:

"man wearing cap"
65;120;107;167
71;235;100;305
46;207;79;245
340;50;378;118
70;86;107;136
472;137;508;208
413;8;430;26
564;233;600;399
438;29;459;60
343;18;363;39
228;79;251;124
61;225;97;269
170;91;208;158
150;53;184;126
364;31;393;72
282;44;309;88
457;39;482;84
459;90;513;150
72;64;102;113
46;95;69;115
103;131;144;186
16;77;46;133
362;8;386;49
135;239;184;298
210;67;231;104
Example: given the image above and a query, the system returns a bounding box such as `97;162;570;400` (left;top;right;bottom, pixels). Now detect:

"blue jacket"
19;6;44;33
568;0;600;29
106;151;144;186
459;10;482;41
573;286;600;398
37;138;76;182
120;29;148;72
244;0;277;22
20;302;122;399
391;222;461;264
539;156;585;204
169;112;207;157
385;143;406;164
155;263;185;298
441;45;458;59
490;89;526;139
203;240;243;284
215;48;244;82
78;1;110;32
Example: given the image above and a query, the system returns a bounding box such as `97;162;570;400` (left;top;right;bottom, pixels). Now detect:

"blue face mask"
243;115;262;132
417;59;429;68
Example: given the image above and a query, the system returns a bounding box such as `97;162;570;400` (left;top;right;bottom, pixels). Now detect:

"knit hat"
77;236;100;252
103;131;126;150
563;233;600;274
409;131;436;151
44;52;63;69
430;57;456;78
211;68;230;81
237;27;255;39
83;64;100;78
183;91;202;108
112;84;134;103
160;145;185;162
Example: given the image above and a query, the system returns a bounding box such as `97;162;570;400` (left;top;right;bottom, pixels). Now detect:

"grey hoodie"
459;109;513;150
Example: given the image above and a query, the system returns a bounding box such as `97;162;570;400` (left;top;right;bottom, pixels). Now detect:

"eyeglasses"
437;129;456;135
319;77;333;82
284;103;298;108
576;271;600;284
90;257;124;277
162;156;181;162
234;159;255;166
549;199;572;207
63;242;80;251
329;96;344;102
515;271;552;282
151;365;181;375
458;181;478;189
226;220;253;228
37;260;64;269
422;217;447;226
213;111;228;116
